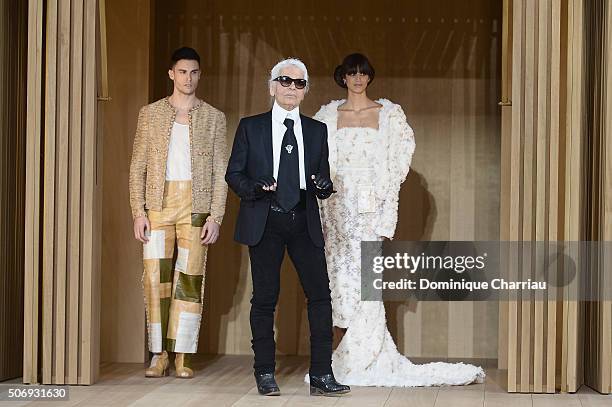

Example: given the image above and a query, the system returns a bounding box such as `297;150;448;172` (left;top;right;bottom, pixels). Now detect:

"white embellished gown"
312;99;485;386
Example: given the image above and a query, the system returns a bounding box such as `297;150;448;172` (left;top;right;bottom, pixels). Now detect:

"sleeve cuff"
206;215;223;225
132;209;147;219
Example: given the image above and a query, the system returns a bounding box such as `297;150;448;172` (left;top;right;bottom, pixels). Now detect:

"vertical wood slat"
80;0;100;384
520;0;536;392
0;0;6;380
17;0;28;382
24;0;44;384
53;0;72;385
582;0;597;394
604;300;612;393
546;0;562;394
600;0;611;394
603;0;612;393
498;0;513;372
507;0;525;392
42;0;58;385
15;0;28;382
533;0;551;392
2;0;6;380
98;0;109;99
67;0;84;384
561;0;584;394
500;0;513;104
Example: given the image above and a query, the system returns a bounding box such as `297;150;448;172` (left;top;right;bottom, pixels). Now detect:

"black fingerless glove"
251;175;276;199
312;173;334;199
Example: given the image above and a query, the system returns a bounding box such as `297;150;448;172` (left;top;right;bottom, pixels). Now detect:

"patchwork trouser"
142;180;208;353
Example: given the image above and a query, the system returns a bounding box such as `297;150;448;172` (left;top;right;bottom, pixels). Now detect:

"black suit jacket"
225;111;331;247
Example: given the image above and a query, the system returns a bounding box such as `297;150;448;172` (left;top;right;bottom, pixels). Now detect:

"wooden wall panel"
583;0;612;395
100;0;150;364
0;0;27;382
24;0;102;385
602;0;612;394
113;0;503;361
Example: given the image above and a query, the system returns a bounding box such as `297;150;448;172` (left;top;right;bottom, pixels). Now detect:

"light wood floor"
1;355;611;406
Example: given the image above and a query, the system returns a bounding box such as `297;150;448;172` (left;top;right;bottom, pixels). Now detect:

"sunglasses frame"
272;76;308;89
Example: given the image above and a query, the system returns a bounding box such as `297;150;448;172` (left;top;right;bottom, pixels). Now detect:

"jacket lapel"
261;111;273;177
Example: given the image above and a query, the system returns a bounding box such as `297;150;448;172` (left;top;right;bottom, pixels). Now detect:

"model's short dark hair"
333;53;375;88
170;47;201;68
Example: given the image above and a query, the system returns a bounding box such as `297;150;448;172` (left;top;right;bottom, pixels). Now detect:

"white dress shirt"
165;122;192;180
271;101;306;189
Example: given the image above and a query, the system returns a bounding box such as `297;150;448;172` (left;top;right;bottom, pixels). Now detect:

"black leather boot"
254;372;280;396
309;373;351;396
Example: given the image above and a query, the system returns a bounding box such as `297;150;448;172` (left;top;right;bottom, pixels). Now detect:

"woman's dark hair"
170;46;201;68
333;53;375;88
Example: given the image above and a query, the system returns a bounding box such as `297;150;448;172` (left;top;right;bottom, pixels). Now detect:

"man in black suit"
225;58;350;397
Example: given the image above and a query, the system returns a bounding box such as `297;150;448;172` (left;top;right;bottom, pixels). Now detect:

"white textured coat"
309;99;485;387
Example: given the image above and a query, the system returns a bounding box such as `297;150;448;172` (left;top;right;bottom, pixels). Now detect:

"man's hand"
311;174;334;199
133;216;151;243
254;175;277;194
201;220;220;245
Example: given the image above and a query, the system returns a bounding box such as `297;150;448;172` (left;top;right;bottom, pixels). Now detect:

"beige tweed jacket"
129;97;228;224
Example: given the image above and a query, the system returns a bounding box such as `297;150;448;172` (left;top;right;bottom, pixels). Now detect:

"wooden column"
503;0;612;394
502;0;583;393
24;0;102;385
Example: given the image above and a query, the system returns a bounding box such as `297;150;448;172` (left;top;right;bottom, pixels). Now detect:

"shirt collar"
272;100;300;125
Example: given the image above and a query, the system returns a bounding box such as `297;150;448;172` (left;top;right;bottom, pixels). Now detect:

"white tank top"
165;122;192;180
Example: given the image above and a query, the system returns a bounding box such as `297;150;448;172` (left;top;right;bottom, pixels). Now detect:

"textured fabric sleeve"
313;105;326;122
207;110;229;225
375;104;416;239
129;106;149;219
313;102;339;182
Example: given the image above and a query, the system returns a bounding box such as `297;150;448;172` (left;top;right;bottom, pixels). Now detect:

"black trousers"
248;208;333;376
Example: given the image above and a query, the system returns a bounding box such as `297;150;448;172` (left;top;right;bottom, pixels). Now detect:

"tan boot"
145;351;169;378
174;353;194;379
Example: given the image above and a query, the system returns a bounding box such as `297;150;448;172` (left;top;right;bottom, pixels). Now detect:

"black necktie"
276;117;300;211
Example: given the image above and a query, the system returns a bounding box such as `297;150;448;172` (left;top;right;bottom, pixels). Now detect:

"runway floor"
1;355;611;406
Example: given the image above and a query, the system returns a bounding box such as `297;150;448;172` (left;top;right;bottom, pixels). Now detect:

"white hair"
269;57;309;92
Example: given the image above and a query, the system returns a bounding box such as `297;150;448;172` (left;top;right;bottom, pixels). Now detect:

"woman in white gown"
314;53;485;386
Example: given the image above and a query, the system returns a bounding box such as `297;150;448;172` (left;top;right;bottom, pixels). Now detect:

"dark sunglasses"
273;76;308;89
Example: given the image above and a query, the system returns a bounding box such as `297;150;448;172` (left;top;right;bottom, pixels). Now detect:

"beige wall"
100;0;150;363
101;0;502;362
